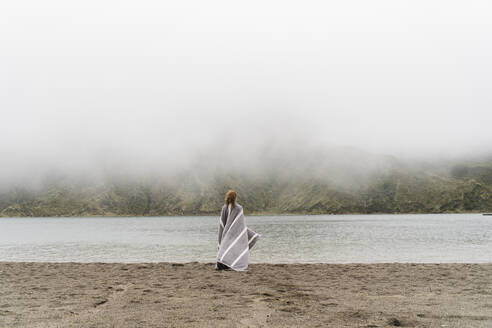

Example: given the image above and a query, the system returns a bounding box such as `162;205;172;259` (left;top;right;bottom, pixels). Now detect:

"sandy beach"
0;262;491;328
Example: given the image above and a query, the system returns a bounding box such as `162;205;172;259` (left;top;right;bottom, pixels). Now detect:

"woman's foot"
216;262;231;270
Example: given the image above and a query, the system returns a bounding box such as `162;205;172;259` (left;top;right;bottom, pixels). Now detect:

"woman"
216;190;259;271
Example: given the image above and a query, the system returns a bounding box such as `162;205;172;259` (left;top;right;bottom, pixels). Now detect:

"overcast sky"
1;0;492;179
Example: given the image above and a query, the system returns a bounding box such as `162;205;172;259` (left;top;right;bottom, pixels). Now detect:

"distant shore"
0;210;488;218
1;262;491;327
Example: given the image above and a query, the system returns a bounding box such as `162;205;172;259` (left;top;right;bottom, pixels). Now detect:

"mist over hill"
2;147;491;217
2;1;492;217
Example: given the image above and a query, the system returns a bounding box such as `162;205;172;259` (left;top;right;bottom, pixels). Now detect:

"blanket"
217;203;259;271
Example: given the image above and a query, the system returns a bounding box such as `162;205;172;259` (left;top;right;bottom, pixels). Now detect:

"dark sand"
1;263;491;327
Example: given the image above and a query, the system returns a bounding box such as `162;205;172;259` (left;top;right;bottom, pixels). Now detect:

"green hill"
1;150;491;217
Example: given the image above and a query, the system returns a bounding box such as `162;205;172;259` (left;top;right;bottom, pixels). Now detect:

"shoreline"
1;262;491;327
2;261;492;264
0;211;487;219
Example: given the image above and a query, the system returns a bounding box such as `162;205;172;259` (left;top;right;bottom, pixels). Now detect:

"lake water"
0;214;491;263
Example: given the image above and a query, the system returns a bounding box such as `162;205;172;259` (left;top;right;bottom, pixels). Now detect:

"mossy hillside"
1;159;491;217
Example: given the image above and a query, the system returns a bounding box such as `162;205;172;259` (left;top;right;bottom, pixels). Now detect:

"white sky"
1;0;492;178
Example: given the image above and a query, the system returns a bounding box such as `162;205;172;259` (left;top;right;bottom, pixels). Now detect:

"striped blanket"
217;203;259;271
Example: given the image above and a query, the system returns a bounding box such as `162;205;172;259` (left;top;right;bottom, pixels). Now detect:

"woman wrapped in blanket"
216;190;259;271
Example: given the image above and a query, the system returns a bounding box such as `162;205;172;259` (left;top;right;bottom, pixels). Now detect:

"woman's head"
225;190;237;207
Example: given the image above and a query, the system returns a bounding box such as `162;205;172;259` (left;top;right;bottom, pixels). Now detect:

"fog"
1;0;492;184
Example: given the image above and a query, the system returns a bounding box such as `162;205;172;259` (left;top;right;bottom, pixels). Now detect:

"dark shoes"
216;262;231;271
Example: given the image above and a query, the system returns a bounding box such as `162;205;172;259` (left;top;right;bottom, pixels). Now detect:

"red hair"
225;190;237;207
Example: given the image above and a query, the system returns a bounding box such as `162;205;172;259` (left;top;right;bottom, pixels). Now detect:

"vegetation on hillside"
1;152;491;217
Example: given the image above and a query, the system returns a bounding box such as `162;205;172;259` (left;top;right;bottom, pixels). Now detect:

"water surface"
0;214;491;263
